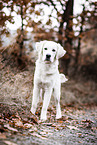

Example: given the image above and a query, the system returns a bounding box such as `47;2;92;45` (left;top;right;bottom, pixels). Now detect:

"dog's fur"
31;40;67;121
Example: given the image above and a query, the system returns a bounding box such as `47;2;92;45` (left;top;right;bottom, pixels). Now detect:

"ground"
0;64;97;145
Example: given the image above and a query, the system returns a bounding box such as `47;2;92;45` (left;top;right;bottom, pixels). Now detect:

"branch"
59;0;64;7
49;0;58;12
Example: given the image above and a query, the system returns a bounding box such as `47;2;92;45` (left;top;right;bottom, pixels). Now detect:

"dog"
31;40;68;121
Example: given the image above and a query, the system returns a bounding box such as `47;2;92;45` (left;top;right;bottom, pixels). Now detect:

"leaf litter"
0;59;97;144
0;103;97;145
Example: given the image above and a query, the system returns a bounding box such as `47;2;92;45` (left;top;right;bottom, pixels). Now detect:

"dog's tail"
60;73;68;83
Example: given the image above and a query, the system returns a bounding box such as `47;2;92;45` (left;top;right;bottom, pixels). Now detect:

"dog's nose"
46;54;51;60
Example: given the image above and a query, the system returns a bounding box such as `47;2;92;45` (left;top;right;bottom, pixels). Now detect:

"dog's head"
36;40;66;63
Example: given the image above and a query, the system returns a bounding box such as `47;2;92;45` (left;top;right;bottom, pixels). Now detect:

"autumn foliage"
0;0;97;76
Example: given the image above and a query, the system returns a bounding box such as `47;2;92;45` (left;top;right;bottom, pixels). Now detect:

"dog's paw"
56;112;62;120
30;107;36;115
40;115;47;121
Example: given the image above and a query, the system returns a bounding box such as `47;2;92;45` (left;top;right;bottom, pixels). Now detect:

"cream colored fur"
31;40;68;121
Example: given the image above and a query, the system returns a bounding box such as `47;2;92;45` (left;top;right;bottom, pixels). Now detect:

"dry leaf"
4;140;18;145
13;118;23;127
0;133;6;139
0;119;6;123
31;132;47;140
55;127;60;131
29;126;38;132
60;134;65;137
40;131;47;135
41;122;52;126
4;124;18;132
40;129;53;135
57;120;63;123
81;119;93;123
51;123;57;127
29;129;34;132
24;123;32;129
76;133;82;137
67;125;79;130
78;141;83;143
29;114;38;124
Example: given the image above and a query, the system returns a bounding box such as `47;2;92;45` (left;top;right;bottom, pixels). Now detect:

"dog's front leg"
53;85;62;119
31;85;40;115
40;88;52;121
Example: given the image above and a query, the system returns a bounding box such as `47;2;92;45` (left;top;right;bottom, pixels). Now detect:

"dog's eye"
52;49;56;52
44;48;47;50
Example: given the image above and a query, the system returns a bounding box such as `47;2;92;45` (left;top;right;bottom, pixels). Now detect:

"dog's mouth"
44;59;51;63
44;54;51;63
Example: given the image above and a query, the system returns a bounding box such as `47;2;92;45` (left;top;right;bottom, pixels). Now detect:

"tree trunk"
64;0;74;47
58;0;74;46
19;5;24;57
75;5;85;66
59;0;74;74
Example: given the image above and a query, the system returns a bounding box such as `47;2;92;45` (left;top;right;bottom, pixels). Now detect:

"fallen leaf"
57;120;63;123
55;127;60;131
0;124;8;132
51;123;57;127
91;127;97;131
60;134;65;137
0;119;6;123
78;141;83;143
77;133;82;137
79;125;84;128
67;125;79;130
29;114;38;124
58;116;68;121
81;119;93;123
0;133;6;139
13;118;23;127
4;124;18;132
41;122;52;126
40;129;53;135
30;132;47;140
28;129;34;132
3;140;18;145
40;131;47;135
60;125;66;128
24;123;32;129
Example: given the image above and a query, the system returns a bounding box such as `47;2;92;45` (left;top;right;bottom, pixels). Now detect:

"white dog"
31;40;68;121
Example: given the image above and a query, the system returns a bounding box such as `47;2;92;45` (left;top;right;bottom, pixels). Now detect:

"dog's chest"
39;68;55;84
35;61;58;84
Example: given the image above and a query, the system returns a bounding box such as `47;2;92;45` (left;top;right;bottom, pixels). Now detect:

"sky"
3;0;96;31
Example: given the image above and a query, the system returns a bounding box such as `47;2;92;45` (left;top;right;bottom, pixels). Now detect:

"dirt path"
0;103;97;145
0;67;97;145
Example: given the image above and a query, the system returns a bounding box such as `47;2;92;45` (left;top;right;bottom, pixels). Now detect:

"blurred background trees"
0;0;97;79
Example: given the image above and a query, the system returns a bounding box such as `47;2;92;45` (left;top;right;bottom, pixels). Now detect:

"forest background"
0;0;97;79
0;0;97;144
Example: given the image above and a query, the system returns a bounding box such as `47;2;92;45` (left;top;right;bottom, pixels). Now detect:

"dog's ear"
36;42;41;52
57;43;66;59
36;41;47;51
36;41;47;59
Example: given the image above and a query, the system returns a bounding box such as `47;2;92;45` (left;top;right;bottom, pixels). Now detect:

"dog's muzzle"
45;54;51;61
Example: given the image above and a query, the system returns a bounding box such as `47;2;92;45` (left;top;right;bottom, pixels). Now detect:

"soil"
0;64;97;145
